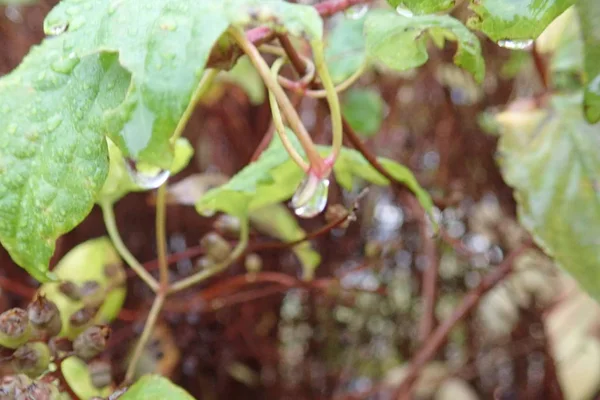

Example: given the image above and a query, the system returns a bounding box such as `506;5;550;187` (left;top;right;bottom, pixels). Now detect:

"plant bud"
11;342;52;378
24;380;60;400
214;214;241;237
244;253;262;274
1;374;32;398
104;263;126;287
200;232;231;262
69;305;99;329
27;296;62;338
73;325;110;361
89;360;112;389
58;281;82;301
80;280;105;308
325;204;352;229
0;308;32;349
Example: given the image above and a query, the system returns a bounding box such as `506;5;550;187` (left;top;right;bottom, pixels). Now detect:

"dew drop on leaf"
125;158;170;190
291;175;330;219
395;5;414;18
47;22;69;36
50;53;80;74
345;4;368;20
497;39;534;50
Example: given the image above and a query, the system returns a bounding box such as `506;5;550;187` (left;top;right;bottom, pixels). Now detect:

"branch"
391;243;532;399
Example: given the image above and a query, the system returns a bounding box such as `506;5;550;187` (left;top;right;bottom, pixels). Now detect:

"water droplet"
47;22;69;36
395;5;414;17
51;53;80;74
125;159;170;189
497;39;534;50
345;4;368;20
291;174;329;218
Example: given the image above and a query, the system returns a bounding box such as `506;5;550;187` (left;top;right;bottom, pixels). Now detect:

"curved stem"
101;201;159;293
270;58;310;172
168;219;250;294
311;39;343;165
228;26;326;175
155;184;169;290
286;62;365;99
171;68;219;142
124;293;165;383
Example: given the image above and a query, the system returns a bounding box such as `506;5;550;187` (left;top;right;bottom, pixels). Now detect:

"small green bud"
69;305;99;329
25;380;60;400
89;360;112;389
58;281;82;301
200;232;231;262
244;253;262;274
214;214;241;237
73;325;110;361
0;308;32;349
27;296;62;338
11;342;52;378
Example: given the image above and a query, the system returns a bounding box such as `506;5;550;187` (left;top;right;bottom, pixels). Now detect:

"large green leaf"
0;38;129;282
387;0;455;15
43;0;322;168
121;375;195;400
325;14;367;84
577;0;600;123
496;94;600;300
196;131;432;219
468;0;576;42
364;10;484;82
342;88;385;137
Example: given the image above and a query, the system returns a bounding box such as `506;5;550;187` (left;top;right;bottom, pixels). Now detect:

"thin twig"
391;243;532;399
155;184;170;290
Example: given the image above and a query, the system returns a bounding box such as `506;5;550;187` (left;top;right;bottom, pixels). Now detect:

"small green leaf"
577;0;600;123
250;205;321;275
388;0;455;15
97;137;193;205
0;38;128;282
325;15;367;84
62;356;111;399
39;237;126;339
221;56;265;105
121;375;195;400
365;10;484;82
196;130;432;219
496;93;600;301
342;88;385;137
468;0;576;42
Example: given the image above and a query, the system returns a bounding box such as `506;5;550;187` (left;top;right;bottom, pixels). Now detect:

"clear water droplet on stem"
497;39;534;50
291;174;330;219
125;159;170;190
395;5;414;17
345;4;369;20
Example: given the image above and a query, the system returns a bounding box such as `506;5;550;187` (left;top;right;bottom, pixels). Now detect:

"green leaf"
364;10;484;82
39;237;126;339
387;0;455;15
43;0;322;168
97;137;193;205
496;94;600;300
121;375;195;400
342;88;385;137
62;356;111;399
577;0;600;123
0;38;129;282
325;14;367;84
196;130;432;219
250;205;321;275
468;0;576;42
